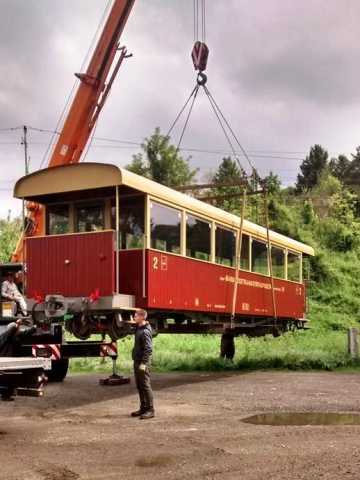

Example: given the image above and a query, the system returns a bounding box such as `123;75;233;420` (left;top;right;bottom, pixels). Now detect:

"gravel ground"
1;371;360;479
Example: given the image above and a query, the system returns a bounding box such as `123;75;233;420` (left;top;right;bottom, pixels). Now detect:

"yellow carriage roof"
14;162;314;256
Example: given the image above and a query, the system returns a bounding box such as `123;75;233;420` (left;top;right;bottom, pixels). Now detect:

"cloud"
1;0;360;218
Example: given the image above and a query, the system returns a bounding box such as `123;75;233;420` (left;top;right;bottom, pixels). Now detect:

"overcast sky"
1;0;360;218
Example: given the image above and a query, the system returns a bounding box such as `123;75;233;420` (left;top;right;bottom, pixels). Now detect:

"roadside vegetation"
2;133;360;372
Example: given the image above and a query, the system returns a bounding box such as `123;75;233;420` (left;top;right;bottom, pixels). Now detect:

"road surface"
1;371;360;479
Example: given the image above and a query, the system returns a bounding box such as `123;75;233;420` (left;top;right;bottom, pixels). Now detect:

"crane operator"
1;272;27;317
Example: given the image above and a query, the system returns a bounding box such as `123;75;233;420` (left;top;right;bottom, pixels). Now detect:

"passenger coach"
14;163;314;342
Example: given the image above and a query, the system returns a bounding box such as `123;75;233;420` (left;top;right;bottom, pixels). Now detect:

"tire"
66;315;91;340
47;358;69;383
220;333;235;360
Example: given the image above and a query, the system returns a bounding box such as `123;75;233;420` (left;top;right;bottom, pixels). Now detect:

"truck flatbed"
0;357;51;371
0;357;50;400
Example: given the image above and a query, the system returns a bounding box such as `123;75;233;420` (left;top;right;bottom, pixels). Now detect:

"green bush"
317;219;359;252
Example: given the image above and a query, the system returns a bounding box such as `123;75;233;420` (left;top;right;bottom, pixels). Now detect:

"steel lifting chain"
230;189;247;327
263;187;278;325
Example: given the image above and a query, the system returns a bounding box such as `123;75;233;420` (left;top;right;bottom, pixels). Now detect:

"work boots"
140;409;155;420
131;408;145;417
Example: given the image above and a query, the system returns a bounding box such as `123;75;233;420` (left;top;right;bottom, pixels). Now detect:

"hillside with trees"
2;132;360;370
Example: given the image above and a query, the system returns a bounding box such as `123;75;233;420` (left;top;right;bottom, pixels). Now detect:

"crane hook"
197;72;207;86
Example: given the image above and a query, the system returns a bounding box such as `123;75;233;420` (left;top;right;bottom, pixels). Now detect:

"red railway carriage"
14;163;314;341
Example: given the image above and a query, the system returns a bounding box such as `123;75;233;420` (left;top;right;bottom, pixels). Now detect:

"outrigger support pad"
99;357;130;386
220;333;235;360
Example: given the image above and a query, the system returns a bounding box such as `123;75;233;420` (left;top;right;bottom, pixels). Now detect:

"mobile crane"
1;0;136;385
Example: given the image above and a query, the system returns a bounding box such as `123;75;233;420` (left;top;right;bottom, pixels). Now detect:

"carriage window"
215;226;236;267
271;246;285;279
252;239;269;275
240;234;250;270
287;251;301;282
76;203;104;232
111;196;144;249
150;202;181;253
186;214;211;261
47;204;70;235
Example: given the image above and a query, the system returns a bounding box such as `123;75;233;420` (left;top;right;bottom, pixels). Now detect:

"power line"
2;123;357;166
0;126;311;154
0;140;307;161
2;123;355;156
28;126;60;135
86;136;138;145
0;141;49;145
0;126;23;133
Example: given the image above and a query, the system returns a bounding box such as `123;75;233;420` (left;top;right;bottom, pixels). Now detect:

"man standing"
1;272;27;316
131;309;155;419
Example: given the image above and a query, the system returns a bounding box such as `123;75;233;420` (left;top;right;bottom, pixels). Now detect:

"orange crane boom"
12;0;135;262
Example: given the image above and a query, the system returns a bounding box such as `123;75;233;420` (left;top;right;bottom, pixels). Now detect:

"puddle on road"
242;412;360;426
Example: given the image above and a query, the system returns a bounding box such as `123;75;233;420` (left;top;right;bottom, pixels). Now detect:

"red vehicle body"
27;234;305;321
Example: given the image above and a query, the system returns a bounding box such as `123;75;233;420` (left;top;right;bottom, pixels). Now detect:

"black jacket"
132;323;152;364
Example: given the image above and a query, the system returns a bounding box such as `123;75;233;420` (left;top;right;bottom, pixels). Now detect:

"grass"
70;327;360;374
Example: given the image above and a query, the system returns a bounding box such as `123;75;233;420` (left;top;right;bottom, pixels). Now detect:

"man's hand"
139;363;147;372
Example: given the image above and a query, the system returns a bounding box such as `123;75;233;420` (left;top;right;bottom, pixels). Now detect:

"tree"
346;146;360;187
126;127;198;188
213;157;243;185
296;144;328;192
0;215;22;263
329;154;351;182
263;171;281;195
210;157;244;213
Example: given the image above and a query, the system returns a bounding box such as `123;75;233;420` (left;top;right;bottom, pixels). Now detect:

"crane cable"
175;86;200;152
202;85;247;179
203;85;260;181
193;0;206;43
166;84;199;139
166;79;250;180
168;0;260;182
164;0;207;151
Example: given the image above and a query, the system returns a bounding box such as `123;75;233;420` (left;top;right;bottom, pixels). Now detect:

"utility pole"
21;125;29;175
